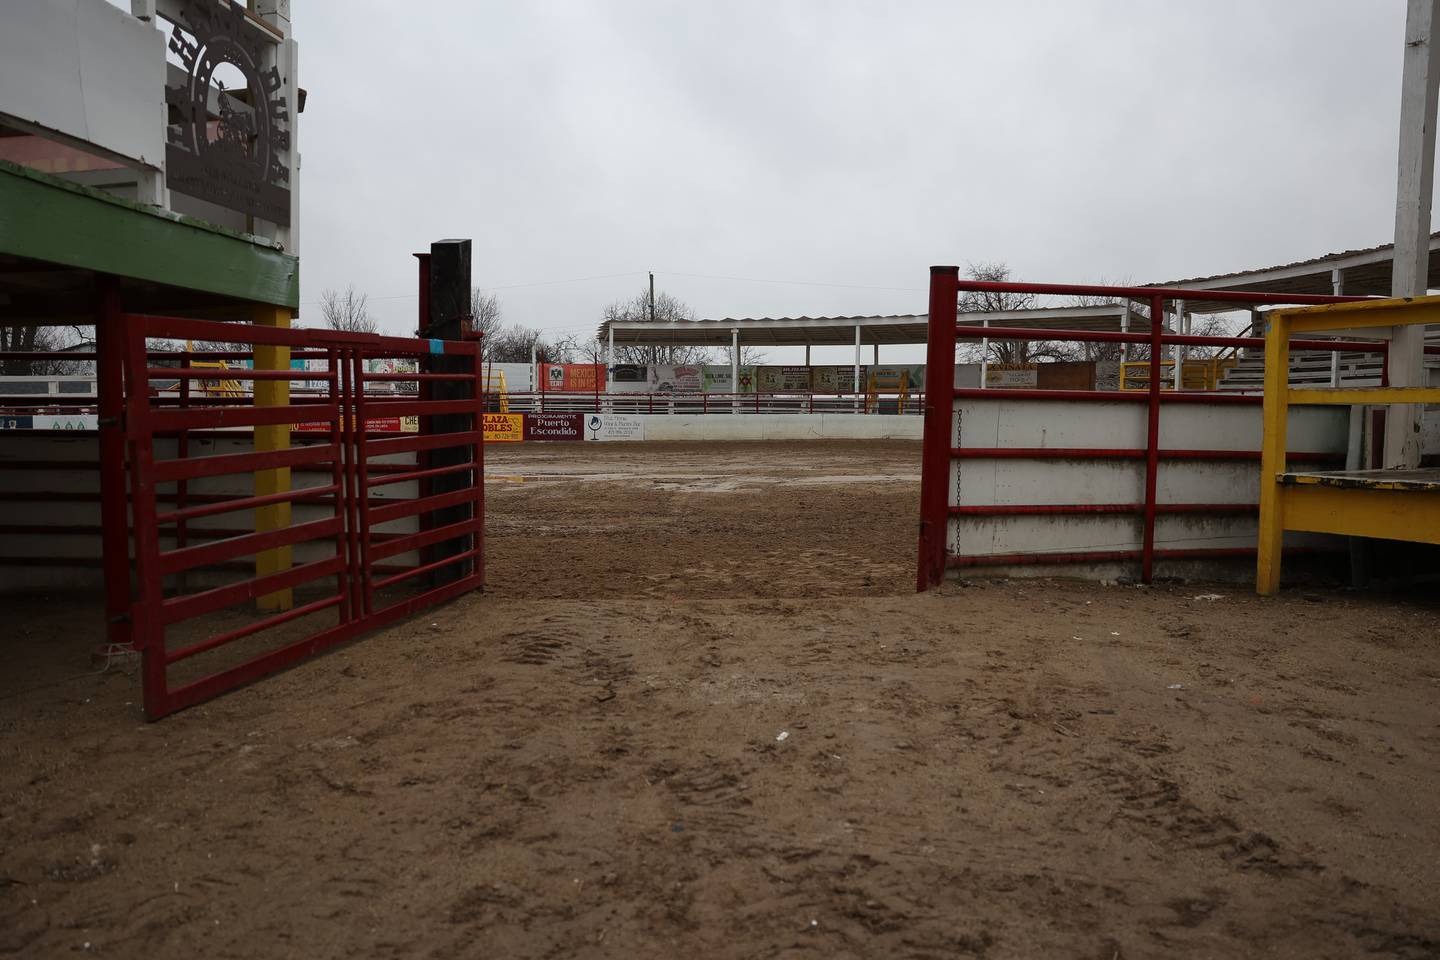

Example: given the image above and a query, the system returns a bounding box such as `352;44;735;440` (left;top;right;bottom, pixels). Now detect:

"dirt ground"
3;439;1439;959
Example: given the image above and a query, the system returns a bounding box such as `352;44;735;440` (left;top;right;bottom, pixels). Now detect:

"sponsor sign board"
985;365;1038;388
811;365;867;393
648;365;704;393
0;414;99;430
293;415;419;433
701;365;757;393
544;364;604;392
756;366;812;392
583;413;645;441
525;412;583;441
483;413;525;442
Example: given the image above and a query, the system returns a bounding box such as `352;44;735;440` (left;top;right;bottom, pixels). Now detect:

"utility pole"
648;272;656;324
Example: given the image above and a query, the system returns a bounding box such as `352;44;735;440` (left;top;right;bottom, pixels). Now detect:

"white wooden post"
979;319;990;390
1120;300;1131;364
732;328;740;414
607;326;615;413
853;324;861;412
1331;268;1345;386
1387;0;1440;468
1172;300;1186;390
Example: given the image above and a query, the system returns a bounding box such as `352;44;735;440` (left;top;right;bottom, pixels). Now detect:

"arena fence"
916;270;1381;590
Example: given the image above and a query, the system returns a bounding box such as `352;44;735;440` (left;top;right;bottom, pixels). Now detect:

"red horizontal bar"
950;502;1257;516
130;314;317;348
953;325;1384;352
158;555;346;626
368;516;483;563
155;483;341;524
150;442;339;483
368;484;479;525
359;372;473;382
145;367;335;382
951;278;1363;306
950;447;1340;462
366;460;478;489
146;402;339;432
949;387;1260;405
166;593;344;665
947;545;1334;567
358;398;477;418
370;546;481;592
364;429;483;458
158;516;342;575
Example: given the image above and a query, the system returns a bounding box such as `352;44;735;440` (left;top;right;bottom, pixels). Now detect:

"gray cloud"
294;1;1412;362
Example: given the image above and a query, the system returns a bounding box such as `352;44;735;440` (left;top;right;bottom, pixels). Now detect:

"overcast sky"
293;1;1415;362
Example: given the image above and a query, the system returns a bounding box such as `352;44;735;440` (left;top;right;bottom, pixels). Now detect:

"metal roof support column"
1172;300;1186;390
979;319;990;390
1331;268;1345;385
1120;300;1131;363
853;324;861;412
1387;0;1440;468
732;327;739;414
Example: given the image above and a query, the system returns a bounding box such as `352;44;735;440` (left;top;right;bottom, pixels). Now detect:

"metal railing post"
917;266;959;591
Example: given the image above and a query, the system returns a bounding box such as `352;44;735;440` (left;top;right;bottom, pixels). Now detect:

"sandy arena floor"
2;440;1439;958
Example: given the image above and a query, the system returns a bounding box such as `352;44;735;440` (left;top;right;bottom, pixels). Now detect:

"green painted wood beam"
0;160;298;309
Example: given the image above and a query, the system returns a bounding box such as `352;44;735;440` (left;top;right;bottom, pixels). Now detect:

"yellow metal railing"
1118;357;1237;391
1256;295;1440;595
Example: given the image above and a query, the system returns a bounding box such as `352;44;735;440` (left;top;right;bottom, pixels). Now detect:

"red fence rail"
917;270;1373;591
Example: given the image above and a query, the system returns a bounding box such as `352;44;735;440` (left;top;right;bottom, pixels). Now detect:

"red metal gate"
119;314;484;719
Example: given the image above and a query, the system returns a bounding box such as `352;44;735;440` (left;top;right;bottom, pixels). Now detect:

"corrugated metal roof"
598;305;1139;347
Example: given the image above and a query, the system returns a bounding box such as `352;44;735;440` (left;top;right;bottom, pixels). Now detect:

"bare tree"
600;288;711;366
317;285;377;334
957;261;1070;365
470;288;504;357
0;324;90;376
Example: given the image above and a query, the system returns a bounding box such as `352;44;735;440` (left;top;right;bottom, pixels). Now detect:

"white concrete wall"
636;413;922;442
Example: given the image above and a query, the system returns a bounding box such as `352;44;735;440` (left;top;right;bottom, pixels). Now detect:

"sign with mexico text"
483;413;524;442
525;413;583;441
544;364;604;392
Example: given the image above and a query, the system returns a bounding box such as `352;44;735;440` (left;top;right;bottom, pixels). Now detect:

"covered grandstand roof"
1146;231;1440;313
599;304;1145;347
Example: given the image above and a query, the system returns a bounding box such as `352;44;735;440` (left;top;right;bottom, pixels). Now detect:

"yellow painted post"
253;304;294;611
1256;311;1291;595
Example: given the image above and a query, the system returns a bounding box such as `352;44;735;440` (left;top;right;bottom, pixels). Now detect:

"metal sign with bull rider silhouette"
164;1;292;225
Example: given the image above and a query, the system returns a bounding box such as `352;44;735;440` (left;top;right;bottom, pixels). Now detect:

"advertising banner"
607;364;650;394
525;412;583;441
867;365;924;391
543;363;604;392
648;364;704;393
701;365;757;394
293;415;419;433
582;413;645;441
366;357;419;394
0;414;100;430
756;366;812;392
811;365;866;393
483;412;525;441
985;365;1038;388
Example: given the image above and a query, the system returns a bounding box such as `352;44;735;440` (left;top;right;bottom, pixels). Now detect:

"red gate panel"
119;315;484;719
